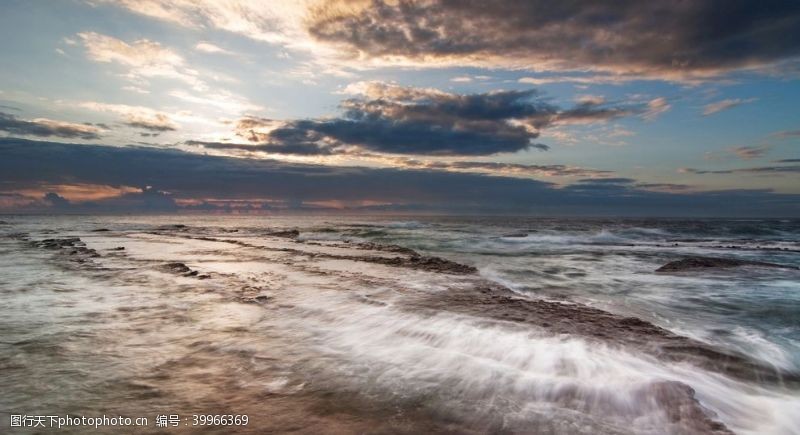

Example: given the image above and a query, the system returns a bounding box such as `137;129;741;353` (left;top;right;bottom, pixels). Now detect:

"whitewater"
1;215;798;434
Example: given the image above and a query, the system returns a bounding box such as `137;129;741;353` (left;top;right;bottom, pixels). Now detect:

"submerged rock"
157;262;210;279
352;241;419;256
159;262;192;275
643;381;732;434
158;224;188;231
109;246;125;251
6;232;29;240
266;229;300;239
91;228;110;232
352;254;477;274
656;256;797;272
67;247;101;258
408;285;800;387
238;286;272;303
31;237;101;260
501;232;528;238
34;237;82;249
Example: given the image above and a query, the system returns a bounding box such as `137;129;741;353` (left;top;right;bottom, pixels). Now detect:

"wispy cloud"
79;102;179;132
729;144;770;160
370;157;615;179
168;89;263;113
78;31;205;90
680;165;800;175
0;111;102;139
642;98;671;121
98;1;313;48
78;32;262;117
195;42;234;55
450;76;473;83
519;75;647;86
702;98;756;116
772;129;800;138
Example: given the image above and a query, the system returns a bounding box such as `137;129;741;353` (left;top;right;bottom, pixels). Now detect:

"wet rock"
91;228;110;232
656;256;797;272
352;242;419;256
6;232;29;240
238;286;272;303
160;262;192;274
644;381;732;434
266;229;300;239
31;237;101;260
158;224;188;231
408;285;800;387
67;247;100;258
501;232;528;238
406;255;477;274
109;246;125;251
34;237;82;249
157;262;211;279
352;254;477;274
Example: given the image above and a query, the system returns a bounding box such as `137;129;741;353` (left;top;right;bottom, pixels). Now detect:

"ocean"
1;215;798;434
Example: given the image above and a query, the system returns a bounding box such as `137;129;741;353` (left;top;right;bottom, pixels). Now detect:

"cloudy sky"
0;0;799;215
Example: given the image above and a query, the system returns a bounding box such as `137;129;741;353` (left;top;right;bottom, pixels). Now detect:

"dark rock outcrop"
158;224;188;231
352;254;477;274
643;381;732;434
91;228;110;232
31;237;100;261
159;262;192;274
34;237;83;249
238;286;272;304
158;262;195;277
351;242;419;256
156;262;211;279
266;229;300;239
656;256;797;272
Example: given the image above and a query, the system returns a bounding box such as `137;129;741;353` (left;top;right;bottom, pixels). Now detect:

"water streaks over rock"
656;256;798;272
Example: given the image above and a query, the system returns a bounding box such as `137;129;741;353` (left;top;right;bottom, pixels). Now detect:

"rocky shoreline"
9;222;798;434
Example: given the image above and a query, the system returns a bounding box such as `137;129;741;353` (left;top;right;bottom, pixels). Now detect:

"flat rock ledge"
656;256;797;272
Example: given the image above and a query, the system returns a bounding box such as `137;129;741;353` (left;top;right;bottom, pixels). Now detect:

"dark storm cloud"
264;88;556;155
308;0;800;79
1;138;799;216
43;192;70;208
35;187;177;212
233;84;643;156
0;111;102;140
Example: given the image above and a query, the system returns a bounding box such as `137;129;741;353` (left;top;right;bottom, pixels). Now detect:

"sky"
0;0;799;216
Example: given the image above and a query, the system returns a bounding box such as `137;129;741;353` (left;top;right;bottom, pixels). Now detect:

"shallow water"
0;215;798;434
